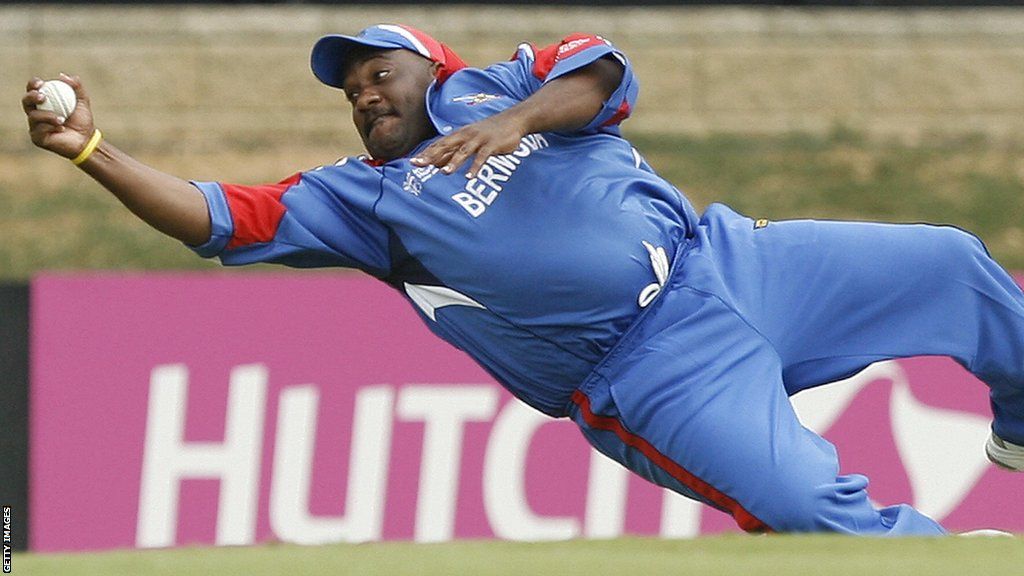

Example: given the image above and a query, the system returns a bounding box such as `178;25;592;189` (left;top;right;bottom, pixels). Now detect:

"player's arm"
412;56;622;178
413;34;633;179
498;56;624;134
23;74;211;246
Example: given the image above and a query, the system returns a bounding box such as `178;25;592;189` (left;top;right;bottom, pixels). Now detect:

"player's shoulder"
506;34;623;81
284;155;389;208
509;34;613;60
301;155;388;188
309;155;383;174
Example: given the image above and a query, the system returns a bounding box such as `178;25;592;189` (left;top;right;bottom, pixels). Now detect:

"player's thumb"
58;72;92;110
57;72;96;136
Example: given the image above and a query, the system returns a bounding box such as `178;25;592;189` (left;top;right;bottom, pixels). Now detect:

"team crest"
403;165;440;196
452;93;503;106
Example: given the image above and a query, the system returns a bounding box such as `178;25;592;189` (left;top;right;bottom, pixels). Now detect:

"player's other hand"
412;113;527;179
23;73;96;160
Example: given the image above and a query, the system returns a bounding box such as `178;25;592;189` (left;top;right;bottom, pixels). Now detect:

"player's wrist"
493;107;532;142
71;128;102;166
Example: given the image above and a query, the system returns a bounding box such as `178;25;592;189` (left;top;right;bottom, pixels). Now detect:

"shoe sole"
986;432;1024;472
959;529;1015;537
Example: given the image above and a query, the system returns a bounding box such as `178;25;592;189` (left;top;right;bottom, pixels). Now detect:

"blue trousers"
571;204;1024;535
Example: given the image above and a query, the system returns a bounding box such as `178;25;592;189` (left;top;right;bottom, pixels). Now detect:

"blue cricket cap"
311;23;467;89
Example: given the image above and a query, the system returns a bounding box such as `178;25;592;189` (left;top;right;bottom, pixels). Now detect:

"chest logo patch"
403;165;440;196
452;93;503;106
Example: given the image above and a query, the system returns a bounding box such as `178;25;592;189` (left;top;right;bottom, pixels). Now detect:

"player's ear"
430;60;443;78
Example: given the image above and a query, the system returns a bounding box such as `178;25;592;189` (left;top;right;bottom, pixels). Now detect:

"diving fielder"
23;24;1024;535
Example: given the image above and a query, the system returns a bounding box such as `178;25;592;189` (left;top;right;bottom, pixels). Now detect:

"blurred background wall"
4;5;1024;156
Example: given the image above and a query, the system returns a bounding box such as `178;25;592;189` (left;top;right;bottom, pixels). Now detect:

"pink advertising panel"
30;273;1024;551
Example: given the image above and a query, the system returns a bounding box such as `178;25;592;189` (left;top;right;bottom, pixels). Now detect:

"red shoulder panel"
555;33;602;60
532;33;606;81
221;173;302;250
532;42;559;80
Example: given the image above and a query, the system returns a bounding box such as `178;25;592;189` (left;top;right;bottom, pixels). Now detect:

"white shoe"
959;529;1015;538
985;432;1024;471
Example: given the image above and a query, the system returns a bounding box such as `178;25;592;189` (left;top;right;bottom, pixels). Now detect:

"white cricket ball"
37;79;77;119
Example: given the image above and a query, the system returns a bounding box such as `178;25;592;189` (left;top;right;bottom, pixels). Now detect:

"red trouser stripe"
571;389;772;533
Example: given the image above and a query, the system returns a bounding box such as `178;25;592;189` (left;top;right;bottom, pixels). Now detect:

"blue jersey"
191;34;699;416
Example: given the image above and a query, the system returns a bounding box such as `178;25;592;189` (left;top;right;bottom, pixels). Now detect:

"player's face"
342;49;440;161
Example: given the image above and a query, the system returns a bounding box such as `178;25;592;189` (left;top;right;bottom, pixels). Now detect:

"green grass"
12;535;1024;576
631;132;1024;257
2;130;1022;280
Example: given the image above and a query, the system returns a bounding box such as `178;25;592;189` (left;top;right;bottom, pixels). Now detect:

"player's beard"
364;112;437;162
364;113;407;160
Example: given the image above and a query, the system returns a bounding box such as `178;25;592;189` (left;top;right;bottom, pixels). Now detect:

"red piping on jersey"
221;173;301;250
571;389;773;533
602;100;632;127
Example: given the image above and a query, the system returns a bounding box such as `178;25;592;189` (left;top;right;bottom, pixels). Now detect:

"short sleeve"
517;33;639;132
189;161;392;276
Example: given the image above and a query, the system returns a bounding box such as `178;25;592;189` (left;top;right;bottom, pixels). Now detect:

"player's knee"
762;490;825;532
762;474;873;533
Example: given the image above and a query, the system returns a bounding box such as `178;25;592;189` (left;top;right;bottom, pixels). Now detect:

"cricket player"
23;24;1024;536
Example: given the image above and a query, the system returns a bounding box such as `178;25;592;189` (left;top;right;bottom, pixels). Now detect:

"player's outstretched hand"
23;73;96;160
412;113;527;179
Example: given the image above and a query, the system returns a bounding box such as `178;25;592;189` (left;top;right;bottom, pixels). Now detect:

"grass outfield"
2;131;1023;280
12;535;1024;576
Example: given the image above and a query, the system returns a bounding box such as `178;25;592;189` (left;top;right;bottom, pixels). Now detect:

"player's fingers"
414;134;466;168
415;123;493;172
30;119;62;136
465;145;495;179
29;120;63;143
59;72;90;106
59;73;91;121
441;141;479;175
24;77;43;93
437;128;488;173
27;108;66;128
409;146;433;166
22;89;46;114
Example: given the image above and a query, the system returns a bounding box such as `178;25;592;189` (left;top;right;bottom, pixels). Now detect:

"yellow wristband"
72;129;103;166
